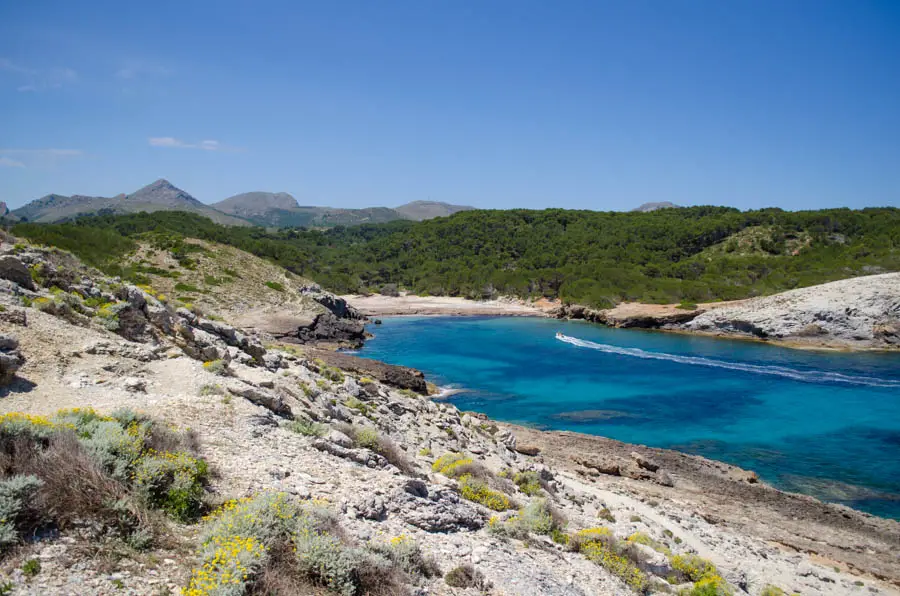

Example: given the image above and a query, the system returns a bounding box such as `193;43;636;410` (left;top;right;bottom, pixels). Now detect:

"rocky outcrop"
0;333;24;385
553;302;701;328
388;479;484;532
305;348;428;393
683;273;900;349
0;256;35;291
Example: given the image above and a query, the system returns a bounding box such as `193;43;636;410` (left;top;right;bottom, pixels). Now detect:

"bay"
356;316;900;519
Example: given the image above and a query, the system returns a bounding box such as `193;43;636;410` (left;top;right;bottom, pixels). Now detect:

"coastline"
341;293;553;317
493;419;900;586
348;291;900;353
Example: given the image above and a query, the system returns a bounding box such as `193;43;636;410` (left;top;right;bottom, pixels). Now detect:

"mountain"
12;179;249;226
394;200;475;221
12;181;475;228
0;201;14;220
632;201;680;212
212;191;300;218
211;192;473;228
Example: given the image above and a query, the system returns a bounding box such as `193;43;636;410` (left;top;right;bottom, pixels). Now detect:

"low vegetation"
11;205;900;307
183;493;437;596
0;408;207;554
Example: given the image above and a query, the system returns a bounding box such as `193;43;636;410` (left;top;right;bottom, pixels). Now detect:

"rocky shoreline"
0;236;898;595
553;272;900;351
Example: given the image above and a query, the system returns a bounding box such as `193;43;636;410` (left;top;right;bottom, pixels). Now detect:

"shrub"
458;475;510;511
287;419;326;437
490;498;565;539
370;535;439;580
174;282;202;293
677;300;699;310
133;451;209;521
759;587;786;596
513;471;542;496
200;384;225;397
265;281;285;292
445;564;490;589
671;554;719;582
336;424;417;475
678;574;733;596
22;558;40;577
0;415;162;550
203;359;228;376
432;452;467;474
627;531;671;555
598;507;616;522
0;475;44;548
418;447;431;456
345;397;371;417
572;528;648;593
354;427;379;450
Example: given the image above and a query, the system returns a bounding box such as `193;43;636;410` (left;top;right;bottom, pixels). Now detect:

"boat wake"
555;334;900;388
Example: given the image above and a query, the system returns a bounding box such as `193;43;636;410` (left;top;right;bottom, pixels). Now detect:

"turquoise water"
356;316;900;519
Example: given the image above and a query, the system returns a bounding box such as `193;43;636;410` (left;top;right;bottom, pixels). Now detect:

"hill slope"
11;206;900;309
394;200;475;220
12;179;250;226
0;233;896;594
212;193;474;227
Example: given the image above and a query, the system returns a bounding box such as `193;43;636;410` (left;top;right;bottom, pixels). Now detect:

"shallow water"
356;316;900;519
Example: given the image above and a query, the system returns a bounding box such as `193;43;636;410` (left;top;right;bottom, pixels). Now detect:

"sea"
356;316;900;519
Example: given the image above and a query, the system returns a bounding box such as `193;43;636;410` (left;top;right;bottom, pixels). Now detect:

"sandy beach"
341;293;553;317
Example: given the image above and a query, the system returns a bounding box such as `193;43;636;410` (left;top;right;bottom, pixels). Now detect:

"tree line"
8;205;900;307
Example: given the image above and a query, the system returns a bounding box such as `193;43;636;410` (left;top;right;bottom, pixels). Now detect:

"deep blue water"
356;316;900;519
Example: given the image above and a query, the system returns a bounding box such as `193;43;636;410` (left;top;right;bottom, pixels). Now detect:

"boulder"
227;385;293;418
574;456;622;476
388;479;483;532
0;256;35;291
0;333;25;385
0;308;27;326
631;451;660;472
515;444;541;456
325;430;354;448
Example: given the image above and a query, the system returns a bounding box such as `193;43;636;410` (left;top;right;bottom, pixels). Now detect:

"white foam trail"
556;334;900;388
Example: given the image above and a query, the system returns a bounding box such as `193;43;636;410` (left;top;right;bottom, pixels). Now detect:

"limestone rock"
227;385;293;418
684;272;900;348
0;256;35;290
631;451;660;472
0;333;24;385
388;479;483;532
515;444;541;456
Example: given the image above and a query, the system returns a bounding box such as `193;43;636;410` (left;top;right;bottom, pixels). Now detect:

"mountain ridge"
13;181;475;228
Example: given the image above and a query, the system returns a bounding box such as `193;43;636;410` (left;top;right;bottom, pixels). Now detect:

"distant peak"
149;178;175;189
632;201;680;213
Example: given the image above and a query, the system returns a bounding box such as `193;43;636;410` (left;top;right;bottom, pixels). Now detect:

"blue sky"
1;1;898;211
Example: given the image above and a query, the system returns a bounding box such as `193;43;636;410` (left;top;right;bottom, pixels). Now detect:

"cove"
355;316;900;519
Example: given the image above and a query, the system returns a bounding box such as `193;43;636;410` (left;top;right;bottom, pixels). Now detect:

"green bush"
513;471;542;496
0;475;43;549
572;528;648;593
287;419;326;437
265;281;285;292
174;282;203;293
133;452;209;521
458;475;510;511
22;558;40;577
671;554;719;582
202;359;228;376
445;564;490;589
488;498;564;539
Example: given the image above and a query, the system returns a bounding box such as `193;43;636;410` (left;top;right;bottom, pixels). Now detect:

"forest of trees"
9;205;900;307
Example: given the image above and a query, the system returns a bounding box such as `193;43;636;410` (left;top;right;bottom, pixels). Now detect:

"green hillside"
10;205;900;307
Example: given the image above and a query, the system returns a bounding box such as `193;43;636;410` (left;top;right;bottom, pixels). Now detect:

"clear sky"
1;1;898;211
